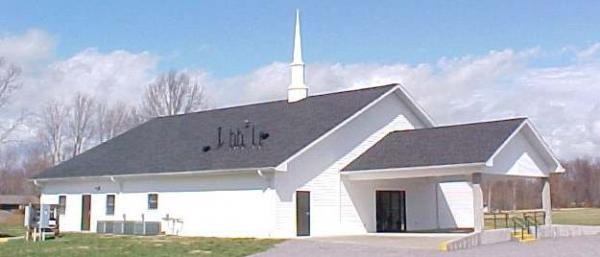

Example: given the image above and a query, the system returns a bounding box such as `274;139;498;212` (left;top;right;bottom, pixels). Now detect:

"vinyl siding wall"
40;172;276;237
272;92;429;237
484;127;554;177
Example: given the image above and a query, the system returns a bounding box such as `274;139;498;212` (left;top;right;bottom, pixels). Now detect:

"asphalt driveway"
251;235;600;257
304;234;459;250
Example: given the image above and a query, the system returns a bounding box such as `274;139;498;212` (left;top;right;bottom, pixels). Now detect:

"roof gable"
36;84;397;179
485;120;564;174
342;118;527;171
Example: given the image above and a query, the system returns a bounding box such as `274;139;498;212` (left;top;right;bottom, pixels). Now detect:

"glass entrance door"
376;191;406;232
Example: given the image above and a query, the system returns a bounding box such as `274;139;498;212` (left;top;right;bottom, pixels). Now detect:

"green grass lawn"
0;224;25;237
0;233;282;257
553;208;600;226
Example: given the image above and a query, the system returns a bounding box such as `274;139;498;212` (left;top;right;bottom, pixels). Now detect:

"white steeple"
288;9;308;103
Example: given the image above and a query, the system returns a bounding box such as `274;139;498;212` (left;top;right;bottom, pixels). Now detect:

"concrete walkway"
251;235;600;257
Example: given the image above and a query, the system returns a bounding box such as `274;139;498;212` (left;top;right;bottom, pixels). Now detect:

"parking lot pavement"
250;235;600;257
305;234;460;250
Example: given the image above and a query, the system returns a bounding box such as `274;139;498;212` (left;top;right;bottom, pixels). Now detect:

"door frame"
375;190;407;233
296;191;310;236
81;194;91;231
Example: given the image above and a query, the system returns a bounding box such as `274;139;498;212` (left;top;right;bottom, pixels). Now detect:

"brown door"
81;195;91;231
296;191;310;236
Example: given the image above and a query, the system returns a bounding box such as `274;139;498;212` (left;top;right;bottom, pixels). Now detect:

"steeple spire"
288;9;308;103
292;9;303;65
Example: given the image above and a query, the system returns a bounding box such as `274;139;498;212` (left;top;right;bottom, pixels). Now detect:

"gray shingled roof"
36;84;397;179
342;118;526;171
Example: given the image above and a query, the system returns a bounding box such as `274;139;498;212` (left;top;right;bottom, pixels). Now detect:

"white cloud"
3;48;158;115
0;31;159;146
201;62;289;107
1;29;599;160
39;48;158;104
0;29;55;66
575;43;600;61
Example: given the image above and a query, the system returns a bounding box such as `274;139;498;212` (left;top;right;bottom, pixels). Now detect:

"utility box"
24;205;34;228
24;204;58;242
39;205;51;228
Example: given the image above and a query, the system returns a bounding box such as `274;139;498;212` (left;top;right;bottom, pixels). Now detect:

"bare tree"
20;146;52;194
549;158;600;208
141;70;207;118
127;105;147;127
0;58;20;109
96;101;133;143
0;58;22;144
0;148;22;194
68;93;96;157
0;145;51;195
39;101;70;165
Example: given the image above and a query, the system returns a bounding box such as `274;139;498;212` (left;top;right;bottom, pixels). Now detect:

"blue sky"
3;1;599;76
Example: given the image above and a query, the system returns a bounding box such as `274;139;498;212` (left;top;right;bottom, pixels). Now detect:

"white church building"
35;11;563;238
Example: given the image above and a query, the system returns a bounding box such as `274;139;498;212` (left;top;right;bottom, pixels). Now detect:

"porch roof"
342;118;526;172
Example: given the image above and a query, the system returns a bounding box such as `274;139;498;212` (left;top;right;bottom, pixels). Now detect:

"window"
148;194;158;210
58;195;66;215
106;195;115;215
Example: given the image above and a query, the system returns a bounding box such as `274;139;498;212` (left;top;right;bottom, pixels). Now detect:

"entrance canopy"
342;118;563;180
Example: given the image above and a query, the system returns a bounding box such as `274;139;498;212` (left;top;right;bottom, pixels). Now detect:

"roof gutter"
31;167;278;183
341;163;486;180
342;162;487;174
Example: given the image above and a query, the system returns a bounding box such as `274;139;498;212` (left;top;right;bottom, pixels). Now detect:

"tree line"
482;158;600;210
0;58;207;194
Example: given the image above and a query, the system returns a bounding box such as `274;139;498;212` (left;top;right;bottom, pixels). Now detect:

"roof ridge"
304;83;398;98
394;117;527;132
157;83;399;119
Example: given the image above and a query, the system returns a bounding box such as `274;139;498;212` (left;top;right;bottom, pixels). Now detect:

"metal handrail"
524;216;539;239
523;210;546;226
484;212;509;229
512;217;526;240
485;210;547;231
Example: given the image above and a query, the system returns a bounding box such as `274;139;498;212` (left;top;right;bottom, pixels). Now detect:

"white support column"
472;173;484;232
542;177;552;225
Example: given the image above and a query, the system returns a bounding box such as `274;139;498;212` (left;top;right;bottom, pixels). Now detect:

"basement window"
58;195;66;215
106;195;115;215
148;194;158;210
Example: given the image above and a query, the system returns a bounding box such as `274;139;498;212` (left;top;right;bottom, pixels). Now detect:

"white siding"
40;172;276;237
272;91;428;237
436;181;474;228
485;128;553;177
41;180;119;232
41;193;84;232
